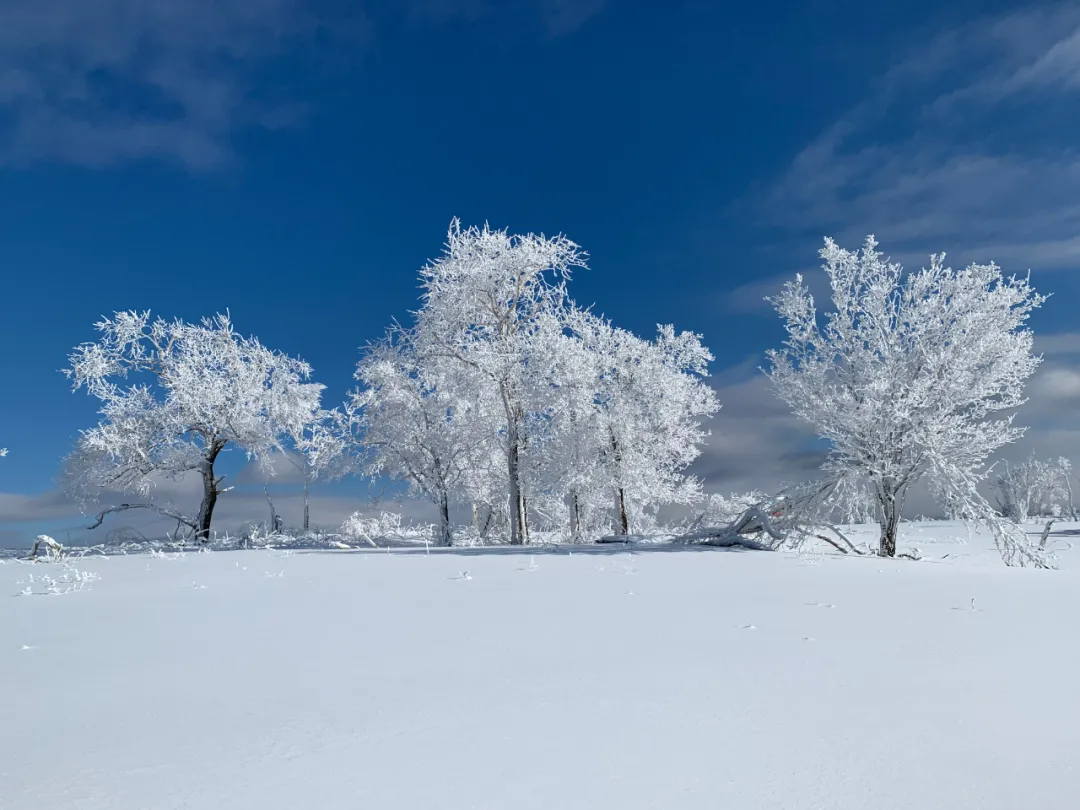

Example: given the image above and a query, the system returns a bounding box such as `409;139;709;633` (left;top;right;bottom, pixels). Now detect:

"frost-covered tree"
991;455;1075;522
283;407;355;531
536;313;611;540
352;326;490;546
564;309;720;535
767;236;1050;567
63;311;324;541
414;219;587;545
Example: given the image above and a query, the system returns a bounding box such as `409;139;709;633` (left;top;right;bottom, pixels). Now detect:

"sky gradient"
3;0;1080;542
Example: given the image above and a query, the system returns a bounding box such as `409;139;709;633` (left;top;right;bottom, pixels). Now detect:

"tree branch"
88;503;196;531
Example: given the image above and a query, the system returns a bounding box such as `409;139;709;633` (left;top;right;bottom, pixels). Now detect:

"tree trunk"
569;492;581;542
609;431;628;535
518;494;527;546
473;502;493;540
264;486;281;533
196;472;218;543
437;489;451;546
500;383;528;546
195;441;226;543
878;490;901;558
616;487;629;535
507;428;526;546
303;479;310;532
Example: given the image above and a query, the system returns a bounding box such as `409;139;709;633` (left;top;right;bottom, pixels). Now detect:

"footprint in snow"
738;623;757;630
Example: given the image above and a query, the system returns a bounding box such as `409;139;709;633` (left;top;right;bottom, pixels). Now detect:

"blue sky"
3;0;1080;539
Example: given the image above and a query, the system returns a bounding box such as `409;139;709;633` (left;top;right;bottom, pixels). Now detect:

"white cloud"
0;0;601;171
721;6;1080;518
1035;332;1080;357
1028;365;1080;404
0;0;364;170
234;451;308;486
758;4;1080;272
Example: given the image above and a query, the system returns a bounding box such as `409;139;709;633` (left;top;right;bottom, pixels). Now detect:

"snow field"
5;524;1080;809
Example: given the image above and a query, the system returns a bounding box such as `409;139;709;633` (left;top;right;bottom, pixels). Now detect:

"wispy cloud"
0;0;366;170
1035;332;1080;357
760;4;1080;272
0;0;601;171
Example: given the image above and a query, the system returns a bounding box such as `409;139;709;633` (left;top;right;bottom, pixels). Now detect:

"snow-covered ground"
5;522;1079;809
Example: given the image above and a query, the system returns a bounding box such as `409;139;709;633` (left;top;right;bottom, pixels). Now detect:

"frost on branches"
373;220;722;545
991;455;1076;522
560;308;720;536
351;326;490;546
283;407;355;532
413;219;587;545
62;311;324;542
767;236;1052;568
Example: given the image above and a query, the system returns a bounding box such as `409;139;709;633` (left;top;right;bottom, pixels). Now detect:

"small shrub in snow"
991;455;1075;522
339;511;434;547
16;564;99;596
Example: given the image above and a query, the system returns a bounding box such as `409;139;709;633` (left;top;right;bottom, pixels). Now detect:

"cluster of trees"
56;225;1064;567
61;221;719;547
353;220;718;545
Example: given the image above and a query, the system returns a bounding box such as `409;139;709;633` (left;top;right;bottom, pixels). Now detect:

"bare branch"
88;503;196;531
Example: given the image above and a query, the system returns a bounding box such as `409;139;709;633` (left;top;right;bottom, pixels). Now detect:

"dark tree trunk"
195;440;226;543
610;431;628;535
878;489;901;558
500;383;528;546
437;490;451;546
522;494;530;543
507;433;527;545
569;492;581;542
505;438;527;546
473;502;493;540
196;475;217;543
616;488;629;535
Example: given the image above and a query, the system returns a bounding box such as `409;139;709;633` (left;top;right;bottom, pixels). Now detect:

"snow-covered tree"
767;236;1050;567
352;326;491;545
534;313;612;540
283;408;355;532
564;309;720;535
991;455;1075;522
413;219;587;545
63;311;324;541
